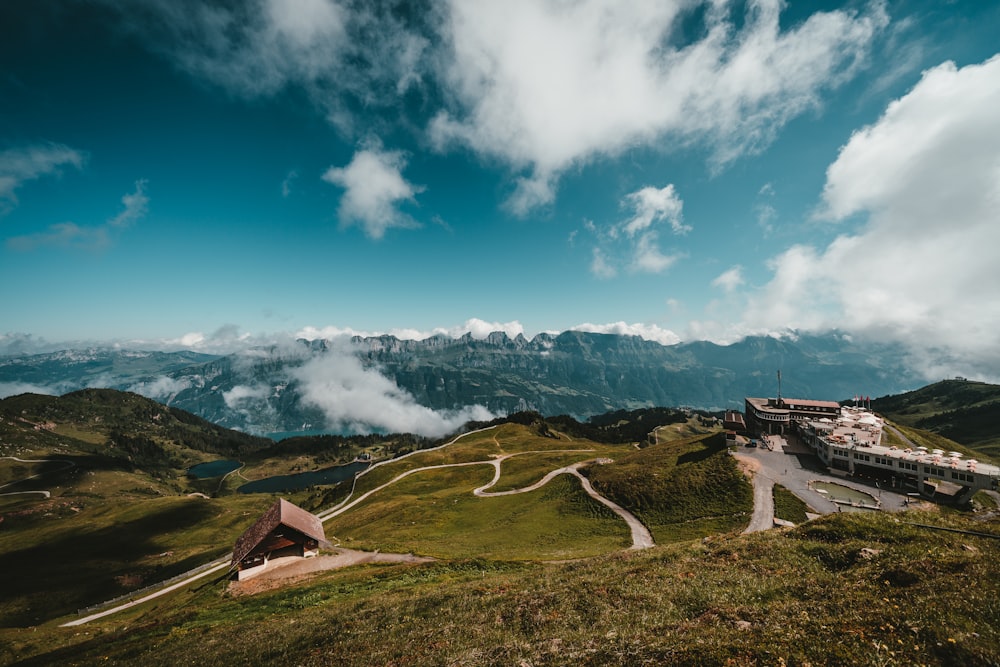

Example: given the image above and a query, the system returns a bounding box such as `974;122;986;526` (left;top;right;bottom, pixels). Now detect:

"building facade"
744;396;841;435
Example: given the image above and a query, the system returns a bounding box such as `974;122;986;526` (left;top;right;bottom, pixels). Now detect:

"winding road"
319;447;653;550
0;456;75;499
62;427;652;626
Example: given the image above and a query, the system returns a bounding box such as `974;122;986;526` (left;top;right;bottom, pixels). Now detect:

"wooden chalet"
231;498;331;580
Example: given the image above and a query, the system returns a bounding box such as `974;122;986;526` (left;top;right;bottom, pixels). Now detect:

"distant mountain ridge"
0;331;927;436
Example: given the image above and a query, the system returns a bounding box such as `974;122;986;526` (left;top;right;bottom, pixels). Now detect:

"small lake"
187;460;242;479
237;460;370;494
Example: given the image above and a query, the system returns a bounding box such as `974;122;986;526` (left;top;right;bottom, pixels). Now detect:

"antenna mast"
777;370;782;403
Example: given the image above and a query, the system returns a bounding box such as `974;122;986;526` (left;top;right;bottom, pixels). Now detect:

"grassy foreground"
5;511;999;666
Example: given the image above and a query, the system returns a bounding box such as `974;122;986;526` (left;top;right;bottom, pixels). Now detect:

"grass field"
0;493;276;628
323;424;634;559
6;409;999;665
5;510;999;666
773;483;811;524
586;431;754;543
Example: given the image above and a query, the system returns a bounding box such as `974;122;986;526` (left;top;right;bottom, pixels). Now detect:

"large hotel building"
744;395;999;503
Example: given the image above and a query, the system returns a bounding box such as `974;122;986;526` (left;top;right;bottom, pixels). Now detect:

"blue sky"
2;0;999;379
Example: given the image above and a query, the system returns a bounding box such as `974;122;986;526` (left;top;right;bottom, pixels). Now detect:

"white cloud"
590;247;616;279
297;318;526;343
621;185;688;237
589;183;687;276
755;182;777;235
291;348;495;438
571;322;681;346
6;222;109;252
124;0;346;96
0;143;85;212
110;0;426;133
223;383;273;409
744;54;1000;380
458;318;525;340
108;180;149;228
322;143;424;239
6;181;149;251
130;376;191;401
712;265;744;293
631;232;682;274
431;0;886;212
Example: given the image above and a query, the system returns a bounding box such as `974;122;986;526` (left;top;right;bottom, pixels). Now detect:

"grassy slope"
0;390;327;628
5;407;999;665
325;423;634;559
0;494;276;628
585;431;754;543
773;484;811;524
6;511;1000;666
873;380;1000;458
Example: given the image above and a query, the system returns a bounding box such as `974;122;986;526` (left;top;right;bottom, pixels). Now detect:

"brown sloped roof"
231;498;330;568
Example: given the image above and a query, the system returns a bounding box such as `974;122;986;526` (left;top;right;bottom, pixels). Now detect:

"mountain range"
0;331;927;436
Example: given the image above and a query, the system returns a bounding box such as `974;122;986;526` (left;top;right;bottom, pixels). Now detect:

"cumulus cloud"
0;143;85;213
712;266;745;293
620;185;688;237
570;322;681;346
431;0;886;212
108;0;427;133
322;143;424;239
6;180;149;252
588;183;687;276
291;348;494;438
743;54;1000;380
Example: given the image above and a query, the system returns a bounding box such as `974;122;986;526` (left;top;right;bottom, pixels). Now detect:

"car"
747;439;757;448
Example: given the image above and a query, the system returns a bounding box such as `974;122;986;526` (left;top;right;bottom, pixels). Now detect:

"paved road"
324;448;653;550
0;456;74;498
733;432;913;529
474;456;654;549
63;429;648;626
742;471;775;533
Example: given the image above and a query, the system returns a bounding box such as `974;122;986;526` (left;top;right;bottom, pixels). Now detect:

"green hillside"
872;380;1000;458
586;431;753;542
2;396;999;665
6;511;999;666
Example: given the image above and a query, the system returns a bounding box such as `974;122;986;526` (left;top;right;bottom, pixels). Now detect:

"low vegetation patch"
5;512;998;666
773;483;811;524
585;432;753;542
